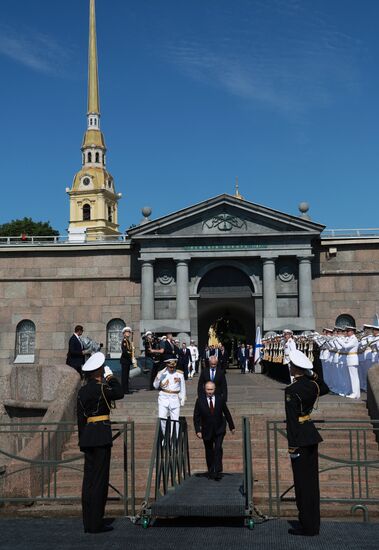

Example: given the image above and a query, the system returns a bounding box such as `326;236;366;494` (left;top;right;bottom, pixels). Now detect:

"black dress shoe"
288;528;318;537
86;525;114;534
214;473;222;481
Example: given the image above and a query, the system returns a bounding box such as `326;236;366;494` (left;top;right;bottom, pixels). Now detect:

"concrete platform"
0;517;378;550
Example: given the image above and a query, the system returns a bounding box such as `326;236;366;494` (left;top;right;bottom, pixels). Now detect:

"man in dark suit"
66;325;87;376
193;381;235;480
162;333;178;361
218;345;228;370
177;342;191;380
197;355;228;401
238;343;248;373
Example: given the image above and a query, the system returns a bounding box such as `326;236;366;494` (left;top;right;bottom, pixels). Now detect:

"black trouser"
149;361;160;390
121;360;131;394
291;444;320;535
82;446;111;533
203;432;225;474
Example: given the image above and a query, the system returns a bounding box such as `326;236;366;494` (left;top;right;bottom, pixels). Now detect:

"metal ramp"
151;472;245;517
140;417;255;528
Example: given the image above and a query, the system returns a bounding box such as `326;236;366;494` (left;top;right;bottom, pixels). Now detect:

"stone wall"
0;247;140;384
313;242;379;331
1;365;80;499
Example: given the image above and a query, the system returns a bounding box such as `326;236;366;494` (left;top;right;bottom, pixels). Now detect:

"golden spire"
88;0;100;116
235;176;243;199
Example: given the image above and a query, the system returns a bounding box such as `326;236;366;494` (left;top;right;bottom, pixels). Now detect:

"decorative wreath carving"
158;271;173;285
202;213;247;232
278;266;294;282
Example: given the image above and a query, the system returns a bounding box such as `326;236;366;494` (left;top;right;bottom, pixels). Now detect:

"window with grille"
335;314;356;329
107;318;125;358
14;320;36;363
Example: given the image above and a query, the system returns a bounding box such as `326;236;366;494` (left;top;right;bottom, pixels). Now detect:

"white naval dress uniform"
283;337;296;381
369;337;379;383
334;337;352;396
283;337;296;365
188;345;199;378
153;368;186;433
358;335;373;392
315;336;332;389
338;334;360;399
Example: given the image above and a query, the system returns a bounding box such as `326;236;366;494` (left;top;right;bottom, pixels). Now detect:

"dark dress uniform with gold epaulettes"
77;376;124;533
285;374;328;536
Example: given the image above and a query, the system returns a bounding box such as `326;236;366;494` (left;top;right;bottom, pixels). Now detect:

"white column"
298;256;314;318
141;260;154;319
263;258;277;318
176;260;190;320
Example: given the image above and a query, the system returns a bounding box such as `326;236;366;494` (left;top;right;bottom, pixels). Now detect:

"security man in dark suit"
162;333;179;361
177;342;191;380
197;355;228;401
66;325;88;376
193;381;235;480
285;349;329;537
77;352;124;534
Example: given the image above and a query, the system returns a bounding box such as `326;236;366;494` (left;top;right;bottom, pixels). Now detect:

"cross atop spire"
235;176;243;200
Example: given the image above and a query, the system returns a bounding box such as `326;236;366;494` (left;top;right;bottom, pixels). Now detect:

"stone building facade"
1;195;379;396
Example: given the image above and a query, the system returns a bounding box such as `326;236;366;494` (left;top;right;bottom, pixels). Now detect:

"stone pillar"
298;256;314;318
263;258;277;318
141;260;154;319
176;260;190;320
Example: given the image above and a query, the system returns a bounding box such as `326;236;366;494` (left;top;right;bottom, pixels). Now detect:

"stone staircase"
24;372;379;518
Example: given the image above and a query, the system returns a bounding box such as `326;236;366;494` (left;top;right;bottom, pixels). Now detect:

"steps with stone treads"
36;373;379;518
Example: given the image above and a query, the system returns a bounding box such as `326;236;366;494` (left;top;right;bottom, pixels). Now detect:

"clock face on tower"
83;177;91;186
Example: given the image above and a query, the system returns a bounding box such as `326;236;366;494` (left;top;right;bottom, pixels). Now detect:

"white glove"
180;397;186;407
104;366;113;378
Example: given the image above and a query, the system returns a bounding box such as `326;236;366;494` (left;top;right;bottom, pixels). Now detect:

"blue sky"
0;0;378;233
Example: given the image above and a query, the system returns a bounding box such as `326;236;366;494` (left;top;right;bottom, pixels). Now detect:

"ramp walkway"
151;473;245;517
141;416;255;528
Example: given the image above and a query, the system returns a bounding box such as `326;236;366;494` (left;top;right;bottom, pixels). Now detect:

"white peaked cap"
364;314;379;330
122;326;132;333
82;352;105;372
289;349;313;370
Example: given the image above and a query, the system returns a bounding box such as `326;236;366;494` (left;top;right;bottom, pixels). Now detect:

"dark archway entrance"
197;266;255;360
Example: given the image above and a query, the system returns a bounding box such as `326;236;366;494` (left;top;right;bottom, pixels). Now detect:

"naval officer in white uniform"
154;357;186;434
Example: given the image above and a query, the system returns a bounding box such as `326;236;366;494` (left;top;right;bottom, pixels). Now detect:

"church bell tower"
67;0;121;239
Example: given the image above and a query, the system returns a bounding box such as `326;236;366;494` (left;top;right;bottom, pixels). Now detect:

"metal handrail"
322;228;379;238
144;417;190;506
0;420;135;515
267;419;379;520
242;416;253;513
0;234;129;246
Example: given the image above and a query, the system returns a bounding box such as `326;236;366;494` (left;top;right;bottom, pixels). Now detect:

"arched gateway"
197;265;255;352
129;194;324;342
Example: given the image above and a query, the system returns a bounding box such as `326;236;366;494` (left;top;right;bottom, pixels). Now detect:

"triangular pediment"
128;194;324;240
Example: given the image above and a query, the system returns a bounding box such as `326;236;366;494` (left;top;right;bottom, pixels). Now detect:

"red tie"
209;397;214;415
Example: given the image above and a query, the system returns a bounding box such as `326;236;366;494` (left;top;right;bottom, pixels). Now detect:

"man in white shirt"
188;339;199;378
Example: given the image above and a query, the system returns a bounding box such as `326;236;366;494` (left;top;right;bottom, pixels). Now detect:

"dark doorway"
197;266;255;362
